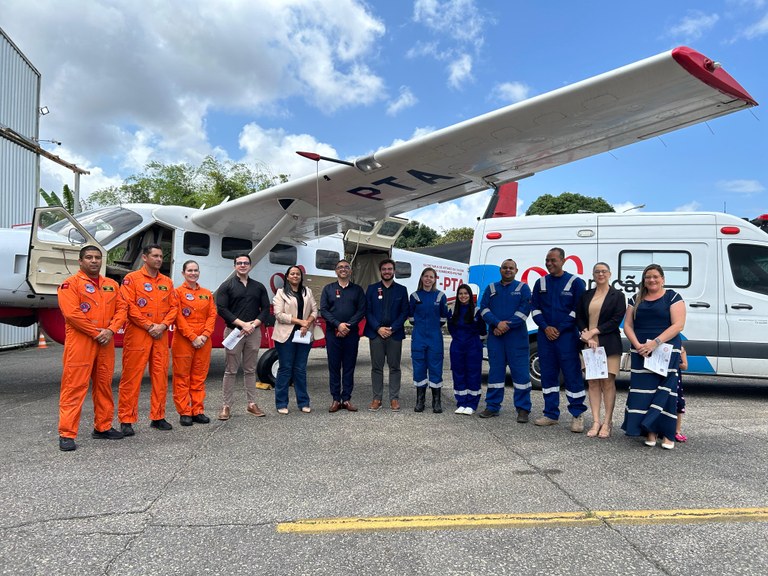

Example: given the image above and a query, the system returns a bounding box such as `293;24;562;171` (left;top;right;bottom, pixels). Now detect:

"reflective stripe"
513;382;532;390
414;379;428;387
542;385;560;395
489;283;497;296
531;309;542;317
454;389;468;396
626;408;648;414
514;282;523;293
566;389;586;399
515;311;528;321
480;307;491;317
487;382;505;389
563;276;576;292
428;382;442;389
435;290;446;304
412;293;421;303
539;277;547;292
467;390;482;396
568;310;576;318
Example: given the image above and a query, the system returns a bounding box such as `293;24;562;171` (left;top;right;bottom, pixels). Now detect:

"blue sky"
2;0;766;231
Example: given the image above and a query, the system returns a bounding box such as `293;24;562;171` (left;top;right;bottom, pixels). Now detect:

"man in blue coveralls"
531;247;587;432
321;259;366;413
478;259;532;421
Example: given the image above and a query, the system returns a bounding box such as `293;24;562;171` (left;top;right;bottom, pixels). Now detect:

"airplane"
0;46;758;384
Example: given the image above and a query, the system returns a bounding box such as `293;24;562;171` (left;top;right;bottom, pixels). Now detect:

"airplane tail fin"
481;182;518;219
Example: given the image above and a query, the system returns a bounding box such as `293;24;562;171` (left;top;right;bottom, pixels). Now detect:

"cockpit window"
45;207;144;246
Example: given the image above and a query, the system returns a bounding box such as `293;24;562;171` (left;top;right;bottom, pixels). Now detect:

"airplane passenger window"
395;261;411;279
316;250;340;270
378;221;403;237
728;244;768;296
222;237;253;259
269;243;297;266
183;232;210;256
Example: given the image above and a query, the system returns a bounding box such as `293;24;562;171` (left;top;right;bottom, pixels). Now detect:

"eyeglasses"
336;265;351;270
235;261;250;266
594;270;610;275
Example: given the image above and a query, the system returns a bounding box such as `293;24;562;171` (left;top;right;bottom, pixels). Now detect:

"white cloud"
667;11;720;41
413;0;487;47
717;179;765;194
491;82;532;104
404;189;492;231
238;124;340;180
448;54;473;89
742;12;768;38
386;87;418;116
674;201;702;212
612;201;645;214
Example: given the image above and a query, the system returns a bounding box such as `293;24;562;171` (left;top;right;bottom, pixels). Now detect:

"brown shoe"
247;403;265;417
390;399;401;412
368;399;382;412
217;405;230;421
329;400;341;413
341;400;358;412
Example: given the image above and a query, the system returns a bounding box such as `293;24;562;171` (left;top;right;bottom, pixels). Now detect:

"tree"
433;227;474;245
40;184;83;213
87;156;289;209
394;221;439;249
526;192;614;215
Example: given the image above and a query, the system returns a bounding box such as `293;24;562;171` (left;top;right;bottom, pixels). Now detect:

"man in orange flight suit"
58;245;127;452
171;260;217;426
118;243;178;435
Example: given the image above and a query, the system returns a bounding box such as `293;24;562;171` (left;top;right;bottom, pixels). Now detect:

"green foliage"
433;227;474;245
40;184;82;213
525;192;615;216
87;156;289;209
394;221;439;249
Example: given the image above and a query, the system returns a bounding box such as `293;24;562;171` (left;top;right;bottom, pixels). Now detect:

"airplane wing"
191;46;757;240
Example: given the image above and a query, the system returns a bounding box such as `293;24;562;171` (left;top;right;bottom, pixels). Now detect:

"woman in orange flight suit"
172;260;218;426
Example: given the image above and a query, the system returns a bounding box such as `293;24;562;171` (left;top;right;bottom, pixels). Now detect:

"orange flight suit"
171;282;217;417
58;271;127;439
118;267;178;423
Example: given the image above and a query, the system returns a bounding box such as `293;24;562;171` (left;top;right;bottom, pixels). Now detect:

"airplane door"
720;240;768;376
344;217;409;288
26;207;105;295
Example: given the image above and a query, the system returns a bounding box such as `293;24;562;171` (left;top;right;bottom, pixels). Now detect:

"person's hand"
192;335;205;349
378;327;392;339
544;326;560;341
587;338;598;350
496;320;510;335
94;329;113;346
337;322;351;337
148;324;165;339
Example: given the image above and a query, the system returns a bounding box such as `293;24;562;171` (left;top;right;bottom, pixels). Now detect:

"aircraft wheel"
257;348;279;387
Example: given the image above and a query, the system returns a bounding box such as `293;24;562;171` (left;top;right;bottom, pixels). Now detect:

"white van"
468;211;768;385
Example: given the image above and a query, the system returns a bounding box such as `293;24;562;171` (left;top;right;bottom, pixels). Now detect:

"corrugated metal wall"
1;27;41;348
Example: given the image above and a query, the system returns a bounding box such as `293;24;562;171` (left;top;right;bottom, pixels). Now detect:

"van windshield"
45;207;143;246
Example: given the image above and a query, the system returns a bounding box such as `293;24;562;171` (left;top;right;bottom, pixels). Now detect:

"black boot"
414;387;426;412
432;388;443;413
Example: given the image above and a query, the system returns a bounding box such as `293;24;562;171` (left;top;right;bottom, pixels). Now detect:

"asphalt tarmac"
1;340;767;576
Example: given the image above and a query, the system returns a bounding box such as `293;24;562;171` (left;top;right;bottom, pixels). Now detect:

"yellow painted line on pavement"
276;507;768;534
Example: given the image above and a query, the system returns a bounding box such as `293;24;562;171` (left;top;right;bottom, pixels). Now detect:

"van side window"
395;261;412;279
183;232;210;256
316;250;340;271
269;243;297;266
222;237;253;259
618;250;691;288
728;244;768;296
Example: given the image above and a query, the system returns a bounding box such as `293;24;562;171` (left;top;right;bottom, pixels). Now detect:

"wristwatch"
654;337;662;345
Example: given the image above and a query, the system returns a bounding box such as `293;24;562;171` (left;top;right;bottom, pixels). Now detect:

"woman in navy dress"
447;284;486;415
621;264;686;449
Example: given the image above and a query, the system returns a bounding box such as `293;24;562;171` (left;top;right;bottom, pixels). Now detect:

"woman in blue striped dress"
621;264;686;449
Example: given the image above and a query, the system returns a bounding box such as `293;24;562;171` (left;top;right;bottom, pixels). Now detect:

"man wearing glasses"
320;259;366;413
215;254;271;420
478;259;533;421
364;259;410;412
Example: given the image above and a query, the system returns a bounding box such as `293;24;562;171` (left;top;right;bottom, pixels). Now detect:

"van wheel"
256;348;279;387
529;342;543;391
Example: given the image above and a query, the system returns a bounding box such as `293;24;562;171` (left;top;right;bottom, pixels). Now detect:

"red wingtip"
671;46;758;107
296;151;321;161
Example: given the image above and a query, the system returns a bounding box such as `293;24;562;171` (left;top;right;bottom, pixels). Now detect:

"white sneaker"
454;406;466;414
464;407;474;415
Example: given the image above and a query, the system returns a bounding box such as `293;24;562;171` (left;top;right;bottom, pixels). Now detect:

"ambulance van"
468;211;768;385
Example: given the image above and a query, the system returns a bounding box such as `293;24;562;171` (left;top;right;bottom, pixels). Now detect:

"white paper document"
643;342;674;376
292;330;311;344
222;328;243;350
582;346;608;380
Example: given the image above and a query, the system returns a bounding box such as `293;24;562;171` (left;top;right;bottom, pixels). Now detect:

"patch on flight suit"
158;285;169;291
80;303;91;313
123;278;131;285
182;308;192;317
185;293;194;301
199;295;210;300
103;286;115;292
144;283;153;292
137;298;148;307
85;284;95;293
60;282;70;289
